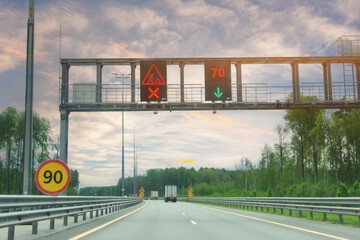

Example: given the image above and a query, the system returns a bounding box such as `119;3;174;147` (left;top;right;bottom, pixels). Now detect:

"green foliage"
336;182;349;197
67;170;80;195
265;189;272;197
349;181;360;196
0;107;63;194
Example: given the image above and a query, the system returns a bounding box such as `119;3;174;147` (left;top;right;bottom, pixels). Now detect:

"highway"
34;201;359;240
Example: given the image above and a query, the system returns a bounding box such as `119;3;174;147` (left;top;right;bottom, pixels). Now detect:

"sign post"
139;186;145;197
188;187;193;197
35;159;71;195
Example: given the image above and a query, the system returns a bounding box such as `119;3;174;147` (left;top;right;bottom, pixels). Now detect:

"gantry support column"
96;63;103;103
59;63;70;194
60;111;69;165
291;62;301;103
322;63;329;101
131;62;136;103
327;63;333;101
61;63;70;104
235;63;242;102
179;62;185;103
356;63;360;100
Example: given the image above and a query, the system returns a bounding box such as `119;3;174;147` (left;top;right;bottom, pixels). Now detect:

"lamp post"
130;124;139;195
112;73;130;197
23;0;35;195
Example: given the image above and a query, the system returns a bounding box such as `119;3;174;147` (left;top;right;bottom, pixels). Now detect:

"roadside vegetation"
0;107;79;195
1;105;359;198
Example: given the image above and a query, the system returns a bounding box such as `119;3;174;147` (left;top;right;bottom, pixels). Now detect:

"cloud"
0;6;27;72
334;0;360;24
1;0;359;188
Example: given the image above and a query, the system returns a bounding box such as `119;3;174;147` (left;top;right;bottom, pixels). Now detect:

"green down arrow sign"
214;87;223;98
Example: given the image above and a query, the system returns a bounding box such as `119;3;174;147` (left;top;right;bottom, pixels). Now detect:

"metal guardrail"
178;197;360;227
0;195;143;240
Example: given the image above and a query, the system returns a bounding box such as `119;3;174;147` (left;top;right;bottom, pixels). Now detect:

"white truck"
164;185;177;202
151;191;159;200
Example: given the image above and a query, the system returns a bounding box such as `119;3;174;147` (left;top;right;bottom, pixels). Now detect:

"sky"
0;0;359;188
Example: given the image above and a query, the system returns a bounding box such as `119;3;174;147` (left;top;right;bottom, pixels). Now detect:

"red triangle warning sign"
142;64;166;86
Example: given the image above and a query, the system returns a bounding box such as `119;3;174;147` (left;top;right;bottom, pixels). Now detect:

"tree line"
80;104;360;198
0;107;79;195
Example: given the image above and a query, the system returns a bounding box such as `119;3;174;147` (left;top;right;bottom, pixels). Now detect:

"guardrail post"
339;214;343;224
64;216;68;226
281;208;284;215
323;213;327;221
90;211;93;219
289;209;292;216
310;211;313;219
358;216;360;227
96;209;99;217
299;210;302;218
32;221;38;234
8;226;15;240
83;212;86;221
50;218;55;229
74;214;78;223
101;209;104;216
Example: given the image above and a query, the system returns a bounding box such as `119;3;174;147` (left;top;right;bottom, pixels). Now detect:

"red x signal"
148;88;159;99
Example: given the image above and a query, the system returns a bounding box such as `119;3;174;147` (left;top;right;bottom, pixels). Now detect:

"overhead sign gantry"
59;56;360;168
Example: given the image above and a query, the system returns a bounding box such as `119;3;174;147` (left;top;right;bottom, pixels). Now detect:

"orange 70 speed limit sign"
35;159;71;195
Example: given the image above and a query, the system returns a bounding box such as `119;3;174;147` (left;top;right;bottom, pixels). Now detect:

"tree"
284;96;323;182
0;107;18;194
275;124;288;180
0;107;56;194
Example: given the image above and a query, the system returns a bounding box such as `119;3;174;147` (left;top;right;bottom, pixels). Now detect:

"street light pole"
122;106;124;196
133;128;136;195
23;0;35;195
113;73;130;197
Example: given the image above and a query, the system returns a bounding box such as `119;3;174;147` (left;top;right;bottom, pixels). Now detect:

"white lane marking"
195;204;348;240
182;212;186;216
190;220;197;225
69;201;148;240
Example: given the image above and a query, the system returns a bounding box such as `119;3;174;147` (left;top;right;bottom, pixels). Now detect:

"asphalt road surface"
34;200;360;240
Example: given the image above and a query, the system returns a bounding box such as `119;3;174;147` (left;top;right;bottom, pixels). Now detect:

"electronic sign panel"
204;60;231;101
140;60;167;102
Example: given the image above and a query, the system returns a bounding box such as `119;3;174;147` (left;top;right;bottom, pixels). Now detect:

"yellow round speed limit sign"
35;159;71;195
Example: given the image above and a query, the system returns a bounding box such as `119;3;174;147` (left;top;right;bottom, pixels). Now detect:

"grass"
189;201;360;228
